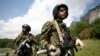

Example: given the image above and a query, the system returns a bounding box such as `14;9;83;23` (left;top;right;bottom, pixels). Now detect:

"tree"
0;38;14;48
79;27;92;39
70;22;90;37
90;18;100;39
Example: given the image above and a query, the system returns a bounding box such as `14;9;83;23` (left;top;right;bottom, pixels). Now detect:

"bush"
70;22;90;37
0;38;14;48
90;18;100;39
91;24;100;39
79;27;92;39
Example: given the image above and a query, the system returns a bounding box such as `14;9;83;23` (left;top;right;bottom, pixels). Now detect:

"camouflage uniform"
40;21;71;45
41;21;73;43
14;32;38;56
40;4;75;56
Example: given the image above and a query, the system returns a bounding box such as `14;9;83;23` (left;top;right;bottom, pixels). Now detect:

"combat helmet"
53;4;68;19
22;24;31;32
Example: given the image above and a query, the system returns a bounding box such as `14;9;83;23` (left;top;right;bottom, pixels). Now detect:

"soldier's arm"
40;21;53;40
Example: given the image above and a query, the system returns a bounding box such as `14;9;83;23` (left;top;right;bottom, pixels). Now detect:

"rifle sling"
53;20;64;43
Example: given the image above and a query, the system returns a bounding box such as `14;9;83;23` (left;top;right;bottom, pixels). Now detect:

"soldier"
14;24;38;56
40;4;75;56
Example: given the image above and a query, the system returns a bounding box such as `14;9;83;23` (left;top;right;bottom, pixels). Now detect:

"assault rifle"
15;38;30;54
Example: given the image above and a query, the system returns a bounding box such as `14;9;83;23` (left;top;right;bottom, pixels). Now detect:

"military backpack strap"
52;20;64;44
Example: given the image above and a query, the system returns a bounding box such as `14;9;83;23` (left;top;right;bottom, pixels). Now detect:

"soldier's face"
58;7;68;19
22;27;27;32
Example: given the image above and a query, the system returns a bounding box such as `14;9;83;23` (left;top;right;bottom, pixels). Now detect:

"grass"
0;48;12;53
0;39;100;56
75;39;100;56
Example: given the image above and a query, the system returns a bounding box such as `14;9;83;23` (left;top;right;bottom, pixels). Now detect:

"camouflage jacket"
40;20;72;48
14;32;38;50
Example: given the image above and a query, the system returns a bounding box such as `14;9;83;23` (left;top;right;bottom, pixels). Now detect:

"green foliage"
0;38;14;48
79;27;92;39
90;18;100;39
91;18;100;26
91;24;100;39
70;22;90;37
70;18;100;39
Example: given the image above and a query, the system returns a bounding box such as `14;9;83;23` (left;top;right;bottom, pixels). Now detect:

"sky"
0;0;100;39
